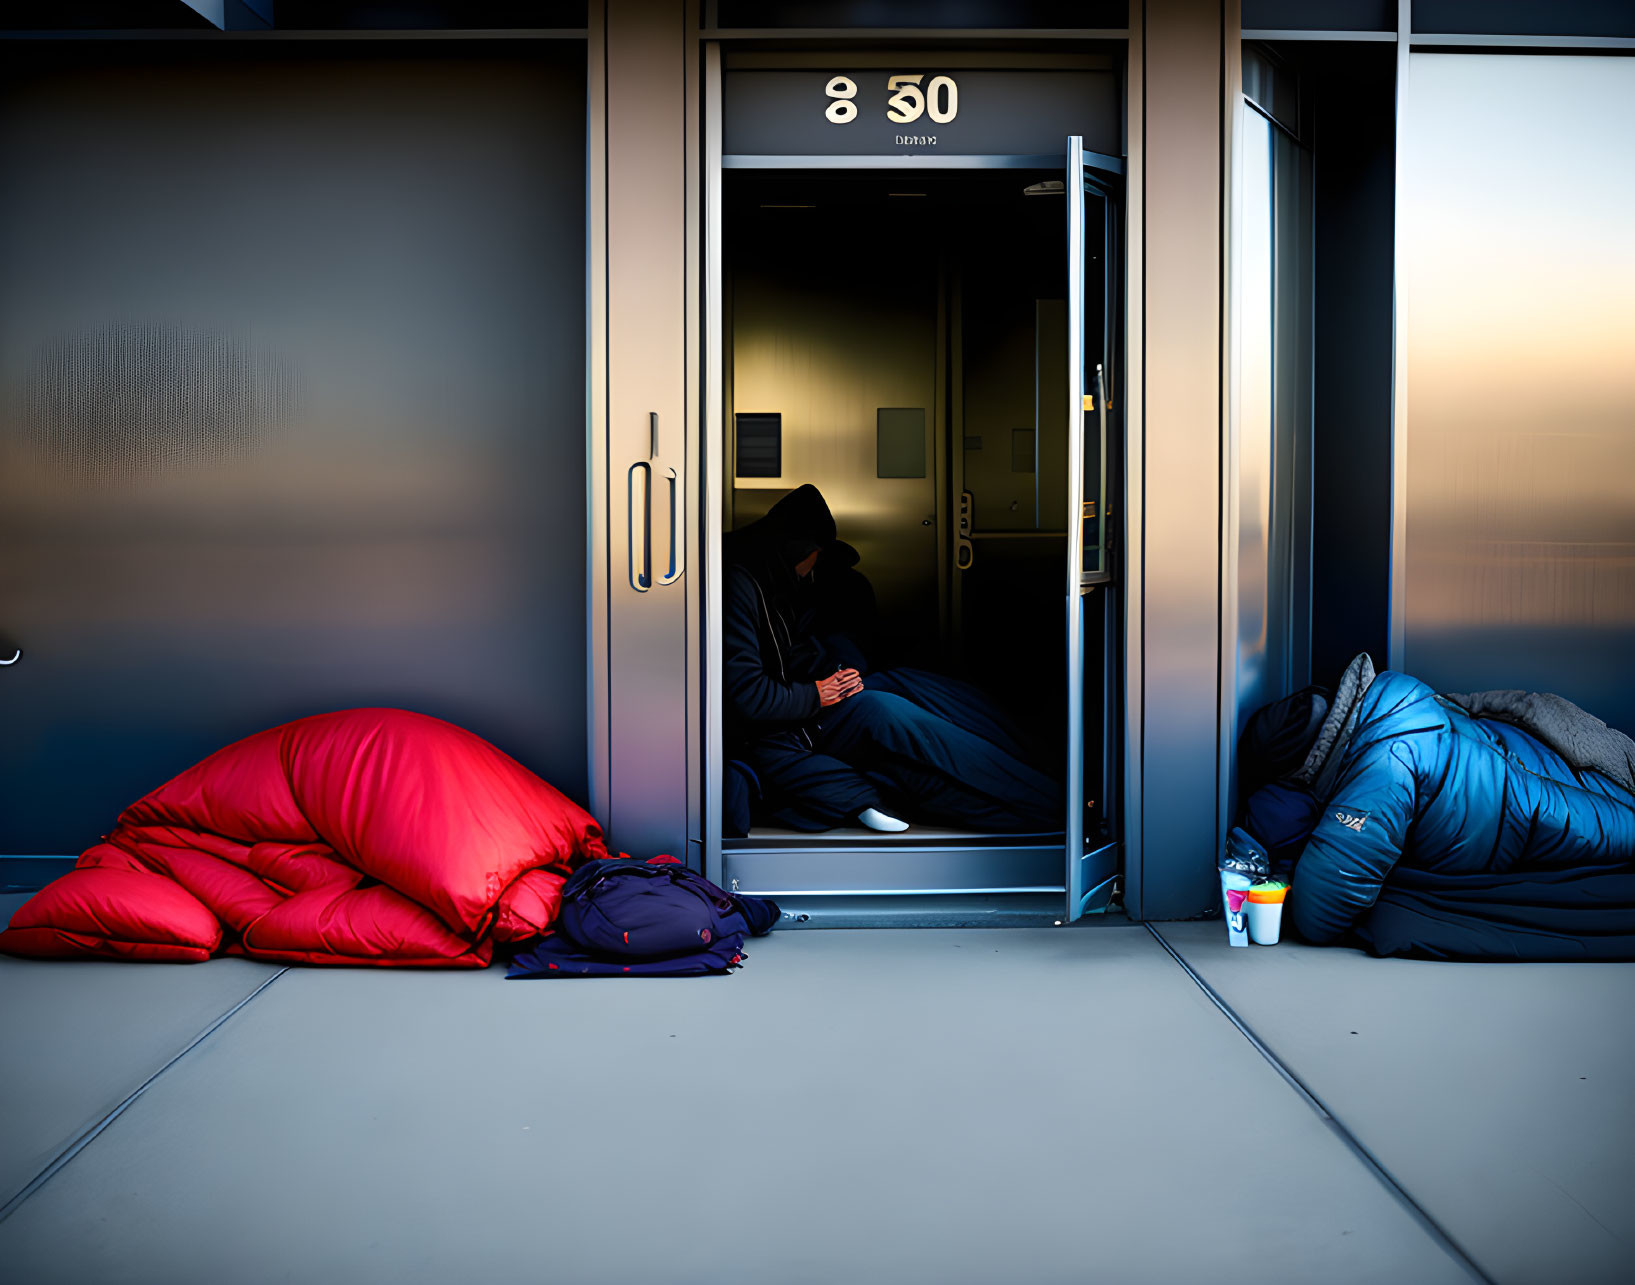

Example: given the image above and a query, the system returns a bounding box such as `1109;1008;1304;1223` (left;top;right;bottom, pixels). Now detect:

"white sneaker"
858;807;909;833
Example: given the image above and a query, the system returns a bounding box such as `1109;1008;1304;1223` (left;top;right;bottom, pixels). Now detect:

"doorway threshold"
731;825;1065;845
765;893;1125;930
723;839;1066;904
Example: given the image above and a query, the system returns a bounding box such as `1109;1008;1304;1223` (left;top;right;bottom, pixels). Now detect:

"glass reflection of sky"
1404;54;1635;636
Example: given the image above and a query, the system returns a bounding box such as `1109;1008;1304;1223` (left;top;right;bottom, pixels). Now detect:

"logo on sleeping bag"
1334;808;1370;833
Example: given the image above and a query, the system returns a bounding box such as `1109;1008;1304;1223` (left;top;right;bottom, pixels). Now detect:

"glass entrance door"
703;69;1129;924
1065;137;1122;921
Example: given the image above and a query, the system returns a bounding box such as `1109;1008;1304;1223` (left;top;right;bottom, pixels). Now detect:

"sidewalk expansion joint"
0;966;291;1226
1145;924;1495;1285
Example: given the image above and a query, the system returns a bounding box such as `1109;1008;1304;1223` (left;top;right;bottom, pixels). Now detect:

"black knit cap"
1239;685;1331;793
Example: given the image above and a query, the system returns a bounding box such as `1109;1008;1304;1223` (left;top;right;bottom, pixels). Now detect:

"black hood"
724;484;838;599
822;539;861;571
1240;685;1331;794
1238;654;1379;798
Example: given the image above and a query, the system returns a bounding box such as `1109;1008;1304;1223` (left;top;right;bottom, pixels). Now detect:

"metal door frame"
1065;137;1125;920
587;0;700;865
703;43;1138;923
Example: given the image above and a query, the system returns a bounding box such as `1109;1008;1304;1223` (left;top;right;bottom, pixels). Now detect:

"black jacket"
724;564;822;741
722;485;839;748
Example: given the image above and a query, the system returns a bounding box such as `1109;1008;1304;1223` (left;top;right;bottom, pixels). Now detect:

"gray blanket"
1444;689;1635;797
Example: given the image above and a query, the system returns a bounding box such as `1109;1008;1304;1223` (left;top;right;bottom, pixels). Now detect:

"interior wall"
0;40;589;852
729;208;941;657
962;294;1066;536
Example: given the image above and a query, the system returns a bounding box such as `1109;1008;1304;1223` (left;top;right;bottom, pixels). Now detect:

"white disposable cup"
1221;872;1251;947
1247;898;1284;945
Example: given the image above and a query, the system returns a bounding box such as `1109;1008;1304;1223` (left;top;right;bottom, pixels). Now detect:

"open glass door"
1065;136;1122;921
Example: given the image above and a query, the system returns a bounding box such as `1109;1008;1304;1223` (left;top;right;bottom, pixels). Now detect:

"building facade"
3;1;1632;924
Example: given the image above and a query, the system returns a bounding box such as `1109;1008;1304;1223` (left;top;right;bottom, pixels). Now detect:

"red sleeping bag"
0;709;609;967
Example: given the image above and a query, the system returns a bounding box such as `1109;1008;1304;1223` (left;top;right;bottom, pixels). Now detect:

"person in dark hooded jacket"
724;485;1062;835
806;537;879;675
1235;653;1635;960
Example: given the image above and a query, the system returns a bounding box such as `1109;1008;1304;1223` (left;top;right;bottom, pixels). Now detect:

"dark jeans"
861;668;1039;767
745;667;1062;833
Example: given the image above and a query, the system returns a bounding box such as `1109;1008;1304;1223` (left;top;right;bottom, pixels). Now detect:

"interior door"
727;221;941;662
1065;136;1122;921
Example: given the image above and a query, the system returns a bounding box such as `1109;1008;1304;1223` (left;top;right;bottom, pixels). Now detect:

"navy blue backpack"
507;857;780;978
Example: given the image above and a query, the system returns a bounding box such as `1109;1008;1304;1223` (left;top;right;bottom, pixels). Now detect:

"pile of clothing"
507;855;779;978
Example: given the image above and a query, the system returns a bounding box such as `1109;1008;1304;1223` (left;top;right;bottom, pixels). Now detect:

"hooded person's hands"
816;668;865;707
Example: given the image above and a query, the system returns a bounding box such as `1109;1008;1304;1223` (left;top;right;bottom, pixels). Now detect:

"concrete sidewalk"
1155;920;1635;1285
0;893;1628;1283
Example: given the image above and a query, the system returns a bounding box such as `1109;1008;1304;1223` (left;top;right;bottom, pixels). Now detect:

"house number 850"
825;74;959;125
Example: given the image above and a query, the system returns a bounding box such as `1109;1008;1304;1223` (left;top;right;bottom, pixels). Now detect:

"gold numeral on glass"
824;75;858;124
825;72;959;127
885;74;926;124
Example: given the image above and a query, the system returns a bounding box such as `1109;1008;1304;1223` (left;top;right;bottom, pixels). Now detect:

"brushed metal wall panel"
599;0;697;861
0;42;588;853
1236;108;1277;742
1231;106;1313;799
1139;0;1229;918
1401;53;1635;734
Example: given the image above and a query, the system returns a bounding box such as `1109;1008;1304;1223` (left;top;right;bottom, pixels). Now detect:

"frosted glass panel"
1402;54;1635;733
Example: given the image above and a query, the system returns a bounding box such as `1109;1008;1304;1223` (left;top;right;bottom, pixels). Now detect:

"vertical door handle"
1078;363;1110;590
656;465;685;587
628;460;652;592
955;490;974;570
649;412;685;588
630;413;684;592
